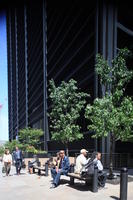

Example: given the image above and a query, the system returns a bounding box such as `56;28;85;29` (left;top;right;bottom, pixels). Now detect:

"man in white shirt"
75;149;89;174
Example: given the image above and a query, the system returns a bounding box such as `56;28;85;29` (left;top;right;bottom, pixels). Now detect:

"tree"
0;146;5;156
85;48;133;178
4;140;23;153
18;127;43;152
49;79;89;156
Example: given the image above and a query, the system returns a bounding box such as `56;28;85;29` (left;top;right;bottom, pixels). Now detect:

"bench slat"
33;166;45;171
67;173;93;180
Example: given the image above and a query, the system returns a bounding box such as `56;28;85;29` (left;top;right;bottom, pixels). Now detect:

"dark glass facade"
5;0;133;153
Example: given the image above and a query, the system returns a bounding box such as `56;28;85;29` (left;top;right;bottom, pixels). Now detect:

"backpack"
81;159;97;177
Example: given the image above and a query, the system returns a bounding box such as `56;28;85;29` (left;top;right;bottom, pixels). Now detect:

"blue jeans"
15;159;22;174
51;168;68;186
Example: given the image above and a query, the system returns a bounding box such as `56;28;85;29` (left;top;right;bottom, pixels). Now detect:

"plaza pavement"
0;162;133;200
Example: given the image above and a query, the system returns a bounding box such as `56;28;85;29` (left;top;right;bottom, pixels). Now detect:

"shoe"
103;186;108;189
98;186;107;190
50;183;57;189
98;186;103;190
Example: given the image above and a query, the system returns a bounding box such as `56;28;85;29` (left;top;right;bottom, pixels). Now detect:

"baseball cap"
80;149;88;154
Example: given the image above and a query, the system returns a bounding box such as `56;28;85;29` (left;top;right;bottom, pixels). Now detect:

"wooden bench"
32;162;49;176
67;166;98;193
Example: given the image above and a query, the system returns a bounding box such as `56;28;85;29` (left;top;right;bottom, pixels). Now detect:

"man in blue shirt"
13;147;23;175
95;152;107;188
51;150;70;188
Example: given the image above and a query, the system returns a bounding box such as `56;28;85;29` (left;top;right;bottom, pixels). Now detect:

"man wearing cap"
75;149;89;174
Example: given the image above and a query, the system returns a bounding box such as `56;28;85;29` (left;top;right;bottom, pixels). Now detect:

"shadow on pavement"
66;182;92;192
110;195;119;200
14;172;27;176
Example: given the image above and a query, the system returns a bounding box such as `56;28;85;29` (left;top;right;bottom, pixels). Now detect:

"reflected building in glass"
4;0;133;154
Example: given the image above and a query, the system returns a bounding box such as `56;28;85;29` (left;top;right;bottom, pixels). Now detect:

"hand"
56;167;59;173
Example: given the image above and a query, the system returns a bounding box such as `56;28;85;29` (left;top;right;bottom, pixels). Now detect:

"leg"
51;168;57;181
4;163;8;176
16;161;19;174
7;163;11;175
98;171;107;187
53;169;67;186
100;172;107;187
17;160;22;174
53;171;61;186
19;160;22;173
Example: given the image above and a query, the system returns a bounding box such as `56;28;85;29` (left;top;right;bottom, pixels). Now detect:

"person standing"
50;150;70;188
13;146;23;175
3;149;12;176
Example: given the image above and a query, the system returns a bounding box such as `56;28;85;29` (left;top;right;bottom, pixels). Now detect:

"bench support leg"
85;180;89;186
70;177;74;185
33;167;35;173
38;169;41;175
45;162;48;176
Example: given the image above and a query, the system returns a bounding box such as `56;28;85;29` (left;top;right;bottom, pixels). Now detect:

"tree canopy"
85;48;133;142
85;48;133;177
18;127;43;151
49;79;89;154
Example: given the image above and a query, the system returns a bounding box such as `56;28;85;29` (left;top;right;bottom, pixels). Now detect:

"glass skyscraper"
4;0;133;154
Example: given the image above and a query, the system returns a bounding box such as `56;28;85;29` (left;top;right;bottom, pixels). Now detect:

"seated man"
50;150;70;188
75;149;89;174
49;152;60;169
94;152;107;188
28;155;39;173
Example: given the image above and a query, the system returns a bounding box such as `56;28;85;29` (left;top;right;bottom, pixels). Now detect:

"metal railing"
101;153;133;169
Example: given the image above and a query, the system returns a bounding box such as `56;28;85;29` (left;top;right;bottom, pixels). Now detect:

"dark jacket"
13;150;23;162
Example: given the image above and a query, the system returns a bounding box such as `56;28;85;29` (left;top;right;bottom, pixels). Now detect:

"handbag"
22;159;26;168
2;166;6;173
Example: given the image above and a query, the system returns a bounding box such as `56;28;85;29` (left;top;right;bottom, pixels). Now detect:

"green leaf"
49;79;89;146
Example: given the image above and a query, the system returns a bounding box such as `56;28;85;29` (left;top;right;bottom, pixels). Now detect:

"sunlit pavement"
0;162;133;200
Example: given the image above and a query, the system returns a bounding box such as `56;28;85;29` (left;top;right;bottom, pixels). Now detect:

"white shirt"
3;154;12;163
93;158;103;171
75;154;89;174
97;160;103;171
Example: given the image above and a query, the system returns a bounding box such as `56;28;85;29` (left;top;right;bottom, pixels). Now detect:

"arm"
20;151;23;160
3;154;6;163
63;157;70;170
12;152;16;163
97;160;103;171
80;156;88;166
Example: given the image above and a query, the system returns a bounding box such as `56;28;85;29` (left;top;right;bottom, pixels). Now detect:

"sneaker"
98;186;103;190
98;186;108;190
103;186;108;189
50;183;57;189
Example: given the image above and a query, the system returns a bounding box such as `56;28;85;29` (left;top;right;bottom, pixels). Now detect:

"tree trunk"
65;143;69;157
108;134;115;179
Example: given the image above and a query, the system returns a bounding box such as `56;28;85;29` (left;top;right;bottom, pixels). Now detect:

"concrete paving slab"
0;162;133;200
